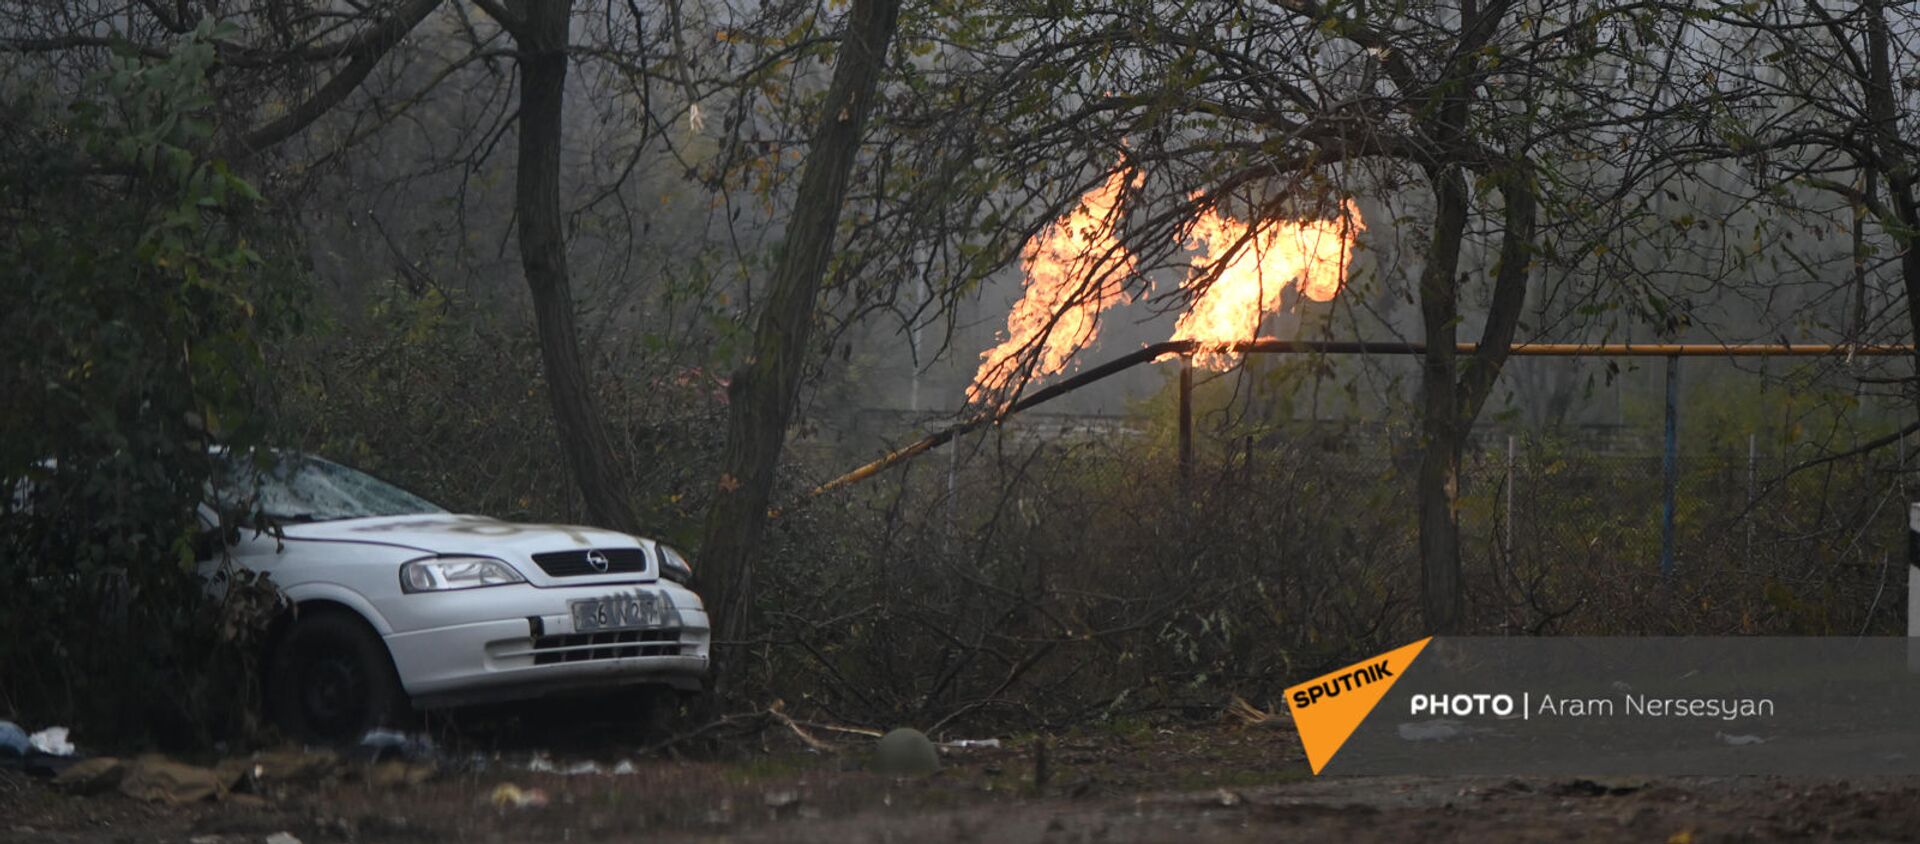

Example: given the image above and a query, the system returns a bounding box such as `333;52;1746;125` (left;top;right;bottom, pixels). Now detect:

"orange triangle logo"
1285;637;1432;774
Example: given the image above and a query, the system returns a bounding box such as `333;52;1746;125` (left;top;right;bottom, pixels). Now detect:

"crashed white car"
200;453;710;740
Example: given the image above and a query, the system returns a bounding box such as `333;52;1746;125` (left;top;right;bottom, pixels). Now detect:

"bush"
744;433;1416;730
0;22;302;746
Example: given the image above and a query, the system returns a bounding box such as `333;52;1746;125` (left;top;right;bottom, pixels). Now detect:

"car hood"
278;514;659;585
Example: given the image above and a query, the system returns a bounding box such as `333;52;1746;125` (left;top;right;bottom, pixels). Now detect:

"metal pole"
1178;356;1194;497
1746;432;1757;563
946;425;959;544
1661;355;1680;578
1505;434;1516;565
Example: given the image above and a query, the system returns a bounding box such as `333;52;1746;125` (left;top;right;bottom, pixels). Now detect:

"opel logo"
585;549;611;573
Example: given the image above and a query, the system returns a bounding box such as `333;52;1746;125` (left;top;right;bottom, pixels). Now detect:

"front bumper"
377;581;710;708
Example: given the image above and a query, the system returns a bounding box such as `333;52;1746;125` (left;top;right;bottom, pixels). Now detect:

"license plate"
570;592;664;632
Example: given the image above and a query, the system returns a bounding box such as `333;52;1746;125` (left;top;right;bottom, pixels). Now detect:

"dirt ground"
6;718;1919;843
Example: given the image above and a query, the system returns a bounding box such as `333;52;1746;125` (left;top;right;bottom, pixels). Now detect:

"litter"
358;729;435;761
525;754;646;776
528;754;605;776
763;789;801;809
942;739;1002;750
118;755;223;804
239;748;339;786
489;783;550;809
29;726;75;756
0;721;28;757
52;757;124;794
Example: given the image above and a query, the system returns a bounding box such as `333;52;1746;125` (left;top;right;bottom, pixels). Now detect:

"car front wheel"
269;610;408;742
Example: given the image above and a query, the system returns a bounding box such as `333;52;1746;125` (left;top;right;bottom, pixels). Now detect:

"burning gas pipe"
810;340;1916;496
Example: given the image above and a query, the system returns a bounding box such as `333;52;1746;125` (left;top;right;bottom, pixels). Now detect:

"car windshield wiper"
267;512;351;524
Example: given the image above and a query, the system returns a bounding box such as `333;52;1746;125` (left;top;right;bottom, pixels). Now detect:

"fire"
968;167;1142;405
1171;199;1363;369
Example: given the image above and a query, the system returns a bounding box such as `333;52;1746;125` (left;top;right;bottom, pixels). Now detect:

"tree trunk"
699;0;904;642
1410;0;1534;633
1897;215;1920;408
1863;0;1920;419
502;0;641;533
1415;164;1537;635
1417;164;1471;634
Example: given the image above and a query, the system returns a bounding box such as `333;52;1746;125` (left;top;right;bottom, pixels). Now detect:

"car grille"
531;547;649;578
531;629;686;665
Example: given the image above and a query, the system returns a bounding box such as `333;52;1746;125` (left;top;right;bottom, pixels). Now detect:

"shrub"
0;22;302;745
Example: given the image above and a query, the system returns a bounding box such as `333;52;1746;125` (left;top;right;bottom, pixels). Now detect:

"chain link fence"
761;408;1911;728
816;421;1912;636
1463;436;1909;635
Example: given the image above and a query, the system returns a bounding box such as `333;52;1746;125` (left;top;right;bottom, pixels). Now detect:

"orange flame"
968;168;1142;405
1171;199;1364;369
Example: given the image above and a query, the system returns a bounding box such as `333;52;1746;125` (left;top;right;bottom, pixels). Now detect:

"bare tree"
1728;1;1920;413
474;0;641;531
831;0;1719;632
699;0;905;640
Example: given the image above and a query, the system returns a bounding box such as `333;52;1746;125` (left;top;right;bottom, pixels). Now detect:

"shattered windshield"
211;453;445;522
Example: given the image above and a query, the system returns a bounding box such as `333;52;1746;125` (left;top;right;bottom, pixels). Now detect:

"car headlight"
657;544;693;584
399;556;526;593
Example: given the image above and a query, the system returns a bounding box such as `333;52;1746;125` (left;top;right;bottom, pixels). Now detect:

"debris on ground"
763;788;801;809
42;744;391;804
51;757;124;794
1226;695;1288;729
528;753;610;775
872;728;940;777
942;738;1002;750
238;747;341;788
29;726;75;756
0;721;28;757
7;723;1920;842
767;700;832;751
357;729;435;761
488;783;549;810
366;759;437;788
263;833;303;844
1546;778;1646;797
118;755;225;805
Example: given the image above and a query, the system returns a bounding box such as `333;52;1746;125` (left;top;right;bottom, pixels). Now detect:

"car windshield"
211;454;445;522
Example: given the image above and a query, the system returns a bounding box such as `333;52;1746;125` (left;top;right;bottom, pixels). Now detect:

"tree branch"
225;0;443;158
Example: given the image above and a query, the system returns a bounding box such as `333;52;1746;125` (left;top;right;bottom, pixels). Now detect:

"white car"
200;453;710;740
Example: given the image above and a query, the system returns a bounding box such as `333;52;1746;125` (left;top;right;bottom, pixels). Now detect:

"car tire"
612;684;679;744
269;610;409;743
